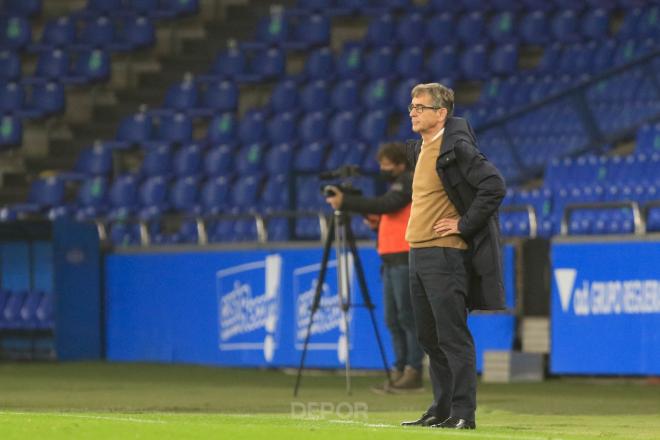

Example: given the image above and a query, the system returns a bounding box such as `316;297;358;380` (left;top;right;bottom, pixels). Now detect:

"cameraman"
325;142;424;393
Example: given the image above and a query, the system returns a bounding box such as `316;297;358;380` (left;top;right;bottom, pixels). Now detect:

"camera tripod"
293;209;392;396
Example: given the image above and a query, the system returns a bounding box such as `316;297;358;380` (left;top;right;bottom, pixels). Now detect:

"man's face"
379;157;406;176
409;93;446;135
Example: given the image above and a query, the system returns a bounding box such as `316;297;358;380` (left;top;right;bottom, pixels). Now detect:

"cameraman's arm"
341;173;412;215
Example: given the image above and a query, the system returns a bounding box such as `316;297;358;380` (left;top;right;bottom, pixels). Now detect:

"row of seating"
0;290;54;331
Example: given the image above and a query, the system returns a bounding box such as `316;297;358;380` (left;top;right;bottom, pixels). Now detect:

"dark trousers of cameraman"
408;246;476;421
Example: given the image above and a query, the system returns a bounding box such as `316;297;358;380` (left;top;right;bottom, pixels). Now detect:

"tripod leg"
293;214;335;397
335;212;352;395
345;221;393;385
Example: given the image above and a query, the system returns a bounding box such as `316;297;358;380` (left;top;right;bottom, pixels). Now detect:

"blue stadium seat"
268;112;297;144
299;111;327;143
336;43;364;79
269;79;298;113
260;173;290;211
457;11;485;45
235;142;267;174
200;175;230;214
18;290;43;330
108;221;141;246
395;46;423;78
304;47;334;80
426;45;458;79
72;48;111;83
293;13;330;48
0;50;20;81
426;13;455;46
32;48;69;81
206;112;237;144
359;110;389;144
21;81;66;118
78;16;123;51
201;79;238;113
460;44;488;80
252;47;286;80
365;13;395;47
0;291;26;330
76;143;113;176
397;13;425;46
138;175;169;219
519;10;549;45
300;80;330;112
0;176;65;220
107;174;139;218
122;15;155;49
163;77;198;112
156;112;192;144
0;16;32;50
230;174;263;211
331;79;360;111
0;82;24;113
329;111;358;142
140;143;172;177
75;176;109;220
85;0;122;14
35;292;54;330
169;176;200;214
489;44;518;75
204;143;234;177
365;45;394;78
238;109;267;144
253;11;290;48
264;142;294;175
30;16;75;52
362;78;391;110
488;11;516;44
161;0;199;17
207;44;249;81
581;8;610;40
173;142;202;177
295;141;327;172
394;77;419;111
551;9;580;43
116;112;153;146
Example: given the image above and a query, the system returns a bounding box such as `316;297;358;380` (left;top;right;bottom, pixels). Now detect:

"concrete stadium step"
521;317;550;354
0;186;29;204
482;351;545;383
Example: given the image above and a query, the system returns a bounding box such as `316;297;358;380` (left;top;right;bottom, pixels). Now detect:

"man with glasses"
400;83;506;430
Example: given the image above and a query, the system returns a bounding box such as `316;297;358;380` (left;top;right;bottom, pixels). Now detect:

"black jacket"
405;117;507;311
340;171;412;215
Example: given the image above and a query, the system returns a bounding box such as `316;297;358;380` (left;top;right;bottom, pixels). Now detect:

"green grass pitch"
0;362;658;440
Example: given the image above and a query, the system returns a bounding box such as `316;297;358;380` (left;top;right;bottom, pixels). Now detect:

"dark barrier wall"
54;220;103;360
105;245;516;371
551;240;660;375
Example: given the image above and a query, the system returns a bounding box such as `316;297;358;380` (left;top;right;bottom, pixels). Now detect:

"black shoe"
432;417;476;429
400;413;443;427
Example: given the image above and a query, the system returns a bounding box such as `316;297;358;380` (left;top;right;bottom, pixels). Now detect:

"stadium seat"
396;46;424;78
169;176;200;214
329;111;358;142
299;111;327;143
426;45;458;79
336;43;364;79
359;110;389;143
204;143;234;177
331;79;360;112
269;79;298;113
76;143;113;176
173;143;203;177
488;11;516;44
0;50;20;81
295;141;327;172
238;109;267;144
365;45;395;79
304;47;334;80
362;78;391;110
201;80;238;113
229;174;263;211
206;112;237;144
260;173;290;211
300;80;330;112
264;142;295;175
235;142;267;174
140;144;172;177
0;82;24;113
75;176;109;220
122;15;156;49
268;112;297;144
71;48;111;83
116;112;153;146
396;13;425;46
156;112;193;144
200;175;231;214
0;16;32;50
457;11;485;45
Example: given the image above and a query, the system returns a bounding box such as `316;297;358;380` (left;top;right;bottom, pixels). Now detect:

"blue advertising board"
551;240;660;375
106;244;516;371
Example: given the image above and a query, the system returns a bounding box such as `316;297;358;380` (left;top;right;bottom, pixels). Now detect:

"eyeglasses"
408;104;442;114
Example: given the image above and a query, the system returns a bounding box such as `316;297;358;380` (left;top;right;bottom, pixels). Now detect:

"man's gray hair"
411;83;454;116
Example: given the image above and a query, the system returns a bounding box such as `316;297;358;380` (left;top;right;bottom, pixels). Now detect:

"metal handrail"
560;201;645;236
500;204;538;238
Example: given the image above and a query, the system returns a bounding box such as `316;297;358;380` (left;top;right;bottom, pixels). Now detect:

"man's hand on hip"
433;218;460;237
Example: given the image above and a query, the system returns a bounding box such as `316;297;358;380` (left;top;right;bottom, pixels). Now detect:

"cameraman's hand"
364;214;380;230
324;186;344;210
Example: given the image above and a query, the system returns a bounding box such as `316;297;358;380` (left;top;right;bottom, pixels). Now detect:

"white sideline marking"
0;411;167;425
327;419;563;440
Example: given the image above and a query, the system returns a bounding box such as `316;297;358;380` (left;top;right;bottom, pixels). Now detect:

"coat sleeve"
454;140;506;238
340;173;412;215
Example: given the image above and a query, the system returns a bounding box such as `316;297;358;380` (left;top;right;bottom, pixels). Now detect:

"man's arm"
454;140;506;238
335;173;412;215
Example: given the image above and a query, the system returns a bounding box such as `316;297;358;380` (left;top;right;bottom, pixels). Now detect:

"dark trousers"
409;247;476;421
382;262;424;371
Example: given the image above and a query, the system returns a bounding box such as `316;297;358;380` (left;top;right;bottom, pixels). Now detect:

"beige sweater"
405;135;468;250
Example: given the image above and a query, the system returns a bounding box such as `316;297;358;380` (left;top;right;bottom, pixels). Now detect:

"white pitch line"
0;411;167;425
326;419;564;440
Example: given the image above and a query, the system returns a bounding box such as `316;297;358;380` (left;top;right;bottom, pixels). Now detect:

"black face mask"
379;169;397;182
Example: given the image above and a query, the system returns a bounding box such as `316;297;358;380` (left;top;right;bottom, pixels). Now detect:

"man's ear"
438;107;448;124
